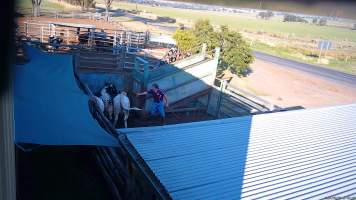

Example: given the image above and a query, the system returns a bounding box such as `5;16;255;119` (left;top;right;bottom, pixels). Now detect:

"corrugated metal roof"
122;104;356;200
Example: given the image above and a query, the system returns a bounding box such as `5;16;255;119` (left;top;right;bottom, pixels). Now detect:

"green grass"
252;41;356;75
112;2;356;42
327;58;356;75
16;0;66;11
107;2;356;74
169;0;356;19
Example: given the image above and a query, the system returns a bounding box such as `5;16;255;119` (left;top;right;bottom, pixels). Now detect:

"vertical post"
216;79;227;118
127;31;131;47
53;25;56;38
66;28;70;45
48;23;51;36
144;30;149;47
137;33;141;48
24;22;28;37
214;47;221;61
126;32;129;52
88;29;92;46
41;26;44;43
202;43;207;56
318;46;323;59
143;60;149;90
113;31;117;54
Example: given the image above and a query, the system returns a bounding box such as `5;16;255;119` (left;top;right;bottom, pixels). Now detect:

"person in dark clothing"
136;83;168;124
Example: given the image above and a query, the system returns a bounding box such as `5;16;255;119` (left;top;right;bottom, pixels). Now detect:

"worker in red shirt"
136;83;168;124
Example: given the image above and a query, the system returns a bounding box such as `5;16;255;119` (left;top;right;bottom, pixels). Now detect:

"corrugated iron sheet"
122;104;356;199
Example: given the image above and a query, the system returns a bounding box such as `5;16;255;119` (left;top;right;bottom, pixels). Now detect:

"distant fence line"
18;8;115;21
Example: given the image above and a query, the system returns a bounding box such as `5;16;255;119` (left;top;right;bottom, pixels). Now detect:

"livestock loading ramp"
132;48;221;113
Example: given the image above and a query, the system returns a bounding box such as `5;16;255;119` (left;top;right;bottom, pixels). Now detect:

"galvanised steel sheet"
122;104;356;200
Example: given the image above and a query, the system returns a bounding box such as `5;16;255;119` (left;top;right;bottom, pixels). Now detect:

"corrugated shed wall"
0;85;16;200
123;104;356;200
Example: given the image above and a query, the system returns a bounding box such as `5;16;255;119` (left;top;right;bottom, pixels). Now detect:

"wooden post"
318;47;323;59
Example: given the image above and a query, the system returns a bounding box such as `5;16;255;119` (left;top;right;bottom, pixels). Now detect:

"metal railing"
17;8;110;21
17;21;148;49
213;78;278;118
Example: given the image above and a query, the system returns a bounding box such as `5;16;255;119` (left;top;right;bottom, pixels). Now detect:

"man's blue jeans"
150;101;165;118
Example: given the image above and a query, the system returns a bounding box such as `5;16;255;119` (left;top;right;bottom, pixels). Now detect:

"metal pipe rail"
76;49;160;72
17;21;148;49
17;8;108;21
213;78;278;118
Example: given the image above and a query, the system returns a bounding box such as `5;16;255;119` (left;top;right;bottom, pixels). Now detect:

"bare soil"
228;59;356;108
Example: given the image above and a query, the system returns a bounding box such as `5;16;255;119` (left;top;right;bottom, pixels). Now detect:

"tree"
283;14;308;23
173;20;254;76
172;29;198;53
104;0;114;21
193;19;218;51
31;0;42;17
81;0;96;10
62;0;95;10
216;26;254;76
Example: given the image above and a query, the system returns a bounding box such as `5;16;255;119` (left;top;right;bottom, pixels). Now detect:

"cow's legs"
113;113;119;128
124;111;129;128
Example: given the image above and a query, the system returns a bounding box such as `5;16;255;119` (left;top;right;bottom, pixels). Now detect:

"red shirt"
149;89;165;103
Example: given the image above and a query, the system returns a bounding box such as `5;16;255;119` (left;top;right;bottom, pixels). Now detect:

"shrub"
283;14;308;23
312;18;318;24
318;18;327;26
258;11;274;20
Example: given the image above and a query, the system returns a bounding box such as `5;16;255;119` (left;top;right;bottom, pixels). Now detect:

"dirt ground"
229;59;356;108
